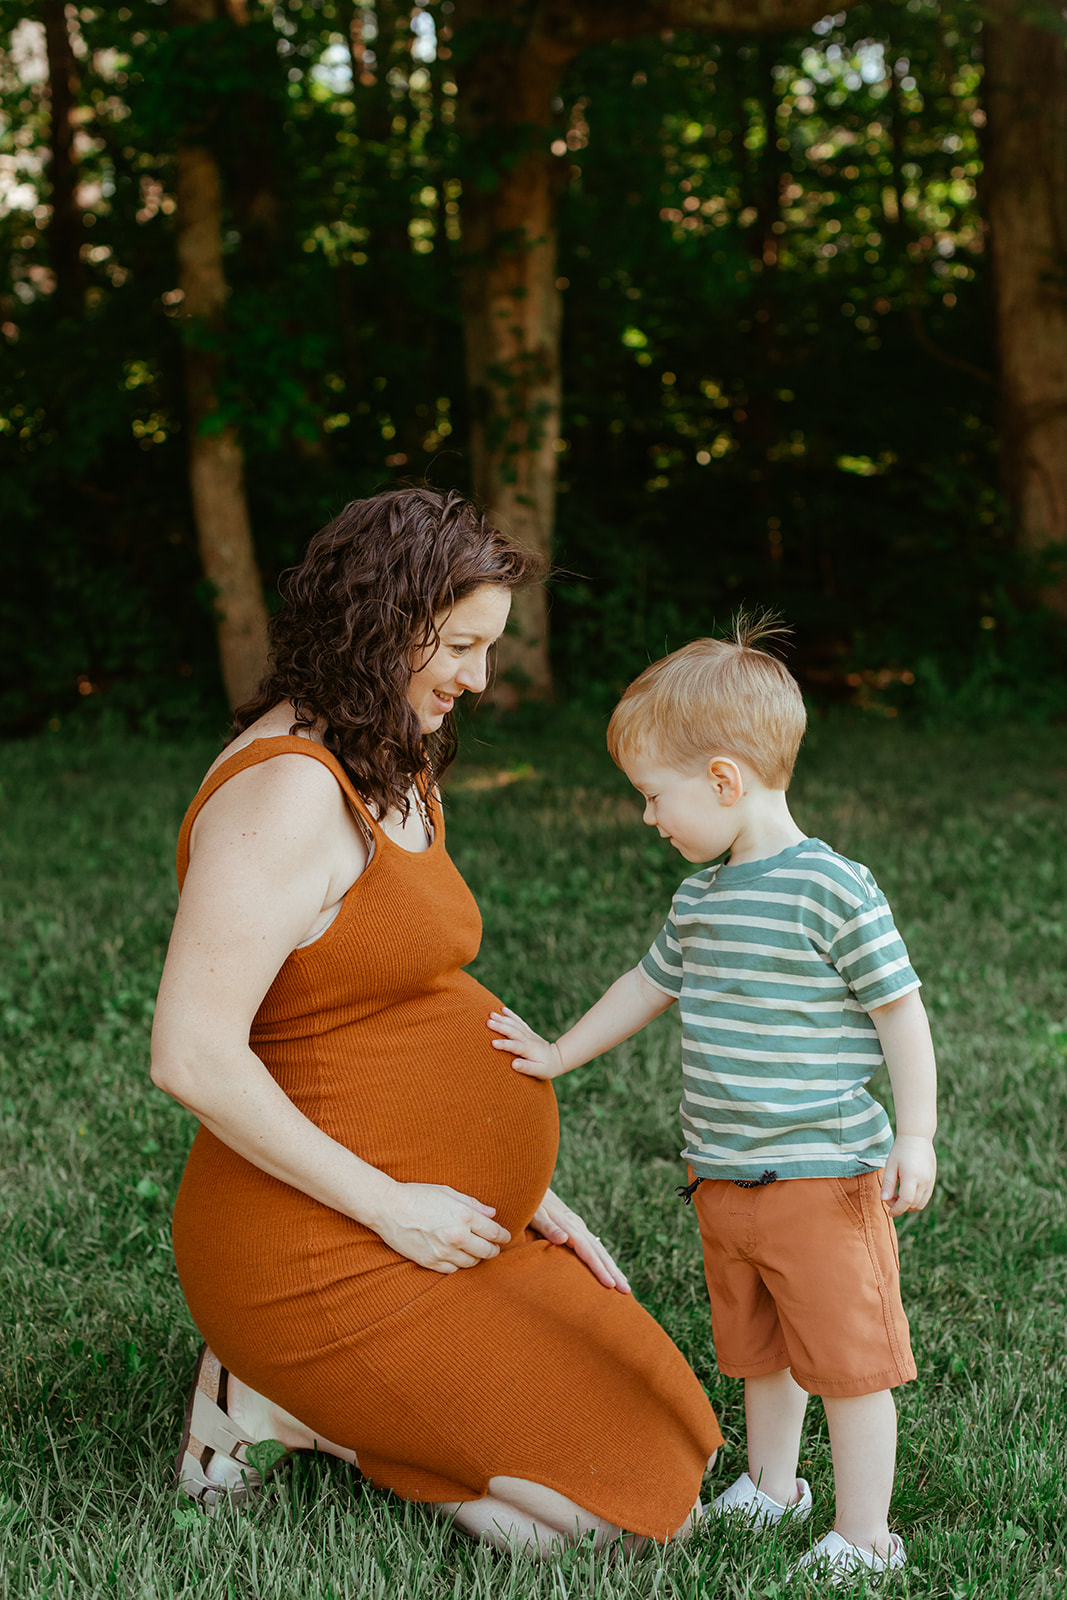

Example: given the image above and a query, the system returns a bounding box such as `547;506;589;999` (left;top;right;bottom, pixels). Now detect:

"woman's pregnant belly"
255;971;559;1241
173;973;559;1349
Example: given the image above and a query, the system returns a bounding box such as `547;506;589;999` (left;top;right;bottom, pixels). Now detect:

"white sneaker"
788;1530;907;1586
710;1471;813;1526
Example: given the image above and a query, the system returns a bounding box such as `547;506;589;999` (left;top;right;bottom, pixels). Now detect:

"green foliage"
129;17;289;147
0;716;1065;1595
549;2;1021;702
1;1;1064;733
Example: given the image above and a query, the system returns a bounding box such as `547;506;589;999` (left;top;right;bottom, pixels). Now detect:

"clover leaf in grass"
246;1438;288;1477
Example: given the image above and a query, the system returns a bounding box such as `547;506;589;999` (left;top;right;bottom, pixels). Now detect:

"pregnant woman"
151;486;722;1552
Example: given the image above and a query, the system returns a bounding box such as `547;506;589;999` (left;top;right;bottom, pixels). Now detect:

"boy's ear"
706;757;745;806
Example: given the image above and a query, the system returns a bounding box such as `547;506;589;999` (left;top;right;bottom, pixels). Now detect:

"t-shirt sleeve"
640;908;684;997
829;888;921;1011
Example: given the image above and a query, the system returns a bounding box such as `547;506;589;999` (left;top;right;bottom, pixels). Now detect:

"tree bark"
173;0;269;709
42;0;82;315
453;0;854;702
983;3;1067;614
455;11;567;702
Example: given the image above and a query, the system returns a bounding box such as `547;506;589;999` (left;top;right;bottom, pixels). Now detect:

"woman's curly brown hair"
232;486;546;819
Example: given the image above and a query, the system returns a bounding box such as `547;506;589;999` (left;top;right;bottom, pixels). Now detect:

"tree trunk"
983;3;1067;614
452;0;854;703
42;0;82;315
455;14;567;703
173;0;269;709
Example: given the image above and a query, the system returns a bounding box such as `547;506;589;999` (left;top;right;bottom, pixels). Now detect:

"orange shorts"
692;1170;916;1398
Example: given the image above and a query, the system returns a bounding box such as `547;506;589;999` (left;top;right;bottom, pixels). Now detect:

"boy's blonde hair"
606;612;806;791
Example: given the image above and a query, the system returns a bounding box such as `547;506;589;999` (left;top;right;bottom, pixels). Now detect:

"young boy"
488;620;936;1583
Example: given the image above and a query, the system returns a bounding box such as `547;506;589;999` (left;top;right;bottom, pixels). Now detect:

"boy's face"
622;749;741;864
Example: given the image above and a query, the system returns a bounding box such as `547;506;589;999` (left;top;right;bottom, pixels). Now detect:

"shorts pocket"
884;1204;901;1269
829;1174;868;1233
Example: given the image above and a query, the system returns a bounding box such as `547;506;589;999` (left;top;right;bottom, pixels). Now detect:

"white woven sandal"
174;1345;291;1511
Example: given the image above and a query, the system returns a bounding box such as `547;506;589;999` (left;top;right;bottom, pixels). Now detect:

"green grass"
0;711;1065;1598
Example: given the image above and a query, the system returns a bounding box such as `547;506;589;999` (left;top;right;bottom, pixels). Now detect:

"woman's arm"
152;755;510;1272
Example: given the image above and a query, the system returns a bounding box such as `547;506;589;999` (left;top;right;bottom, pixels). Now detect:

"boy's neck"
725;788;806;866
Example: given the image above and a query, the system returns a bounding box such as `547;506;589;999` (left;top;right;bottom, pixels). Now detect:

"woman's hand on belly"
370;1181;512;1273
529;1188;632;1294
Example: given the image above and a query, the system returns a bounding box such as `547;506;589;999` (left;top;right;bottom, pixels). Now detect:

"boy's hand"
881;1135;937;1217
487;1006;568;1079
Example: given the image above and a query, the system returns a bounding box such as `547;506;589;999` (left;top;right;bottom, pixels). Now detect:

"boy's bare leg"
744;1368;810;1506
821;1389;896;1556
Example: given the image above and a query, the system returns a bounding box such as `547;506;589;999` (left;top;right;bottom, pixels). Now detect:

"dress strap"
175;735;380;888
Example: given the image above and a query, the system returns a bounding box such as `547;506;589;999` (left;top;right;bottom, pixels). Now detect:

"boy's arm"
868;987;938;1217
488;966;676;1080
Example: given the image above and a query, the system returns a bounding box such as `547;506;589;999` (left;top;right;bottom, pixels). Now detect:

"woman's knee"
439;1476;633;1556
437;1475;715;1557
667;1496;706;1545
488;1475;611;1534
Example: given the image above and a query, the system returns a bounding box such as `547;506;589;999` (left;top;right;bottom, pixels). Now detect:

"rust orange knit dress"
171;737;723;1539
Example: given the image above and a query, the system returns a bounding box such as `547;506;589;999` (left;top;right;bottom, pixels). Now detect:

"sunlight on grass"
446;762;537;794
0;715;1065;1596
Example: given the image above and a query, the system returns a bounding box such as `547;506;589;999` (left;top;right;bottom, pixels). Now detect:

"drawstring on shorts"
675;1169;779;1203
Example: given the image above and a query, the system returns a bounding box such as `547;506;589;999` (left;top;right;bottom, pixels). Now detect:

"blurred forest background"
2;0;1066;738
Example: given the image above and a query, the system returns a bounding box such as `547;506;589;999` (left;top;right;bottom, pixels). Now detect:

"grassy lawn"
0;711;1064;1598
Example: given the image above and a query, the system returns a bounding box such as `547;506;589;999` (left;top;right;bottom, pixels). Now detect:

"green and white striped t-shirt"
640;838;920;1181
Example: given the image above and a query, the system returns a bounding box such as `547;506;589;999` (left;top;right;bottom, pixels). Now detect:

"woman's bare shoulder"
191;706;356;862
202;701;312;783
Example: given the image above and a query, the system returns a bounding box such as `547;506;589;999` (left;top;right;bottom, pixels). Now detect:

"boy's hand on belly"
372;1182;511;1272
881;1135;937;1217
487;1007;566;1079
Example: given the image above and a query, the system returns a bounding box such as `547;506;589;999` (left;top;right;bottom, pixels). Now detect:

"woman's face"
407;584;513;733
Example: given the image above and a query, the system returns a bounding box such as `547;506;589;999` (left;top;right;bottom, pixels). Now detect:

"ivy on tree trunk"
984;0;1067;615
172;0;268;710
42;0;83;317
453;0;853;703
